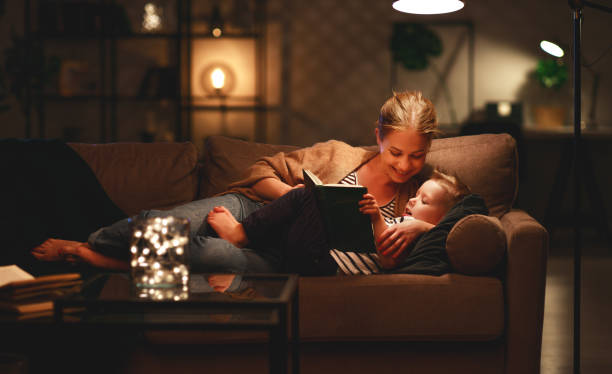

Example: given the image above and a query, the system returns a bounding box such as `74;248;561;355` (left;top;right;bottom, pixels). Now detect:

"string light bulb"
142;3;163;32
130;216;190;289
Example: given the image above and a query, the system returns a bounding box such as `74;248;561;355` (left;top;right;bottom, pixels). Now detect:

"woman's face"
376;127;429;184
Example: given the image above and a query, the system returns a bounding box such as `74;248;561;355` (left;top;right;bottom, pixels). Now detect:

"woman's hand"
377;218;434;261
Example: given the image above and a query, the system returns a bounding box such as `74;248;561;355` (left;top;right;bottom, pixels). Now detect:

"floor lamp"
568;1;612;373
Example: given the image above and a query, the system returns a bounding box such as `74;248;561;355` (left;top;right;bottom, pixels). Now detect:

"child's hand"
358;193;380;217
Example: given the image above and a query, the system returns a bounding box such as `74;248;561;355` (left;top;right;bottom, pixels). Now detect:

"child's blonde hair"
429;169;471;208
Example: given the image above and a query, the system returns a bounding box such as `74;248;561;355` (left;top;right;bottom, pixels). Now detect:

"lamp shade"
540;40;565;58
392;0;464;15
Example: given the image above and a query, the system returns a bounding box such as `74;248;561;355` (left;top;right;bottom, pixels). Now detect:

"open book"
303;169;376;253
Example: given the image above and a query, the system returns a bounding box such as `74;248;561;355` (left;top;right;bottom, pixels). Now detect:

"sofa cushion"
145;273;504;343
199;136;298;198
69;142;200;216
446;214;506;275
299;273;504;341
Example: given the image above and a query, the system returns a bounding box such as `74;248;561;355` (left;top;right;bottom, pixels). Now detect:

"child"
207;169;471;275
356;170;470;270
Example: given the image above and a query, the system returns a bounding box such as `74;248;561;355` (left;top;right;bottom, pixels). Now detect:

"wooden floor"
540;229;612;373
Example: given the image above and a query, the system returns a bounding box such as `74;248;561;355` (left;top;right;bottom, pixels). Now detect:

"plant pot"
533;105;567;128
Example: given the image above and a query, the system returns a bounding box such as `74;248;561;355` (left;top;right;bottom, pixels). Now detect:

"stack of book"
0;265;82;319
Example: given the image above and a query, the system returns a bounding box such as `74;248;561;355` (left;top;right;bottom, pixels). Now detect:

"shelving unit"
23;0;269;143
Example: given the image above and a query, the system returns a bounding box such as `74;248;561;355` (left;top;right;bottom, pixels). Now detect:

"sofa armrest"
501;209;548;374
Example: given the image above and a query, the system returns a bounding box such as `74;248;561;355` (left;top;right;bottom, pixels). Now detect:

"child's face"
404;180;451;225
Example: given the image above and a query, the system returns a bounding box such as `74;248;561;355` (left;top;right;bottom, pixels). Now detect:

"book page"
303;169;323;187
0;265;34;288
321;183;363;187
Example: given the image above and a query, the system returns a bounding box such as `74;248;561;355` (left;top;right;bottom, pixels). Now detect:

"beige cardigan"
225;140;423;217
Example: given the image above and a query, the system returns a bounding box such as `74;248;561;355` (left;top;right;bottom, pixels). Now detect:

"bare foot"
62;244;129;271
206;206;249;248
32;239;85;262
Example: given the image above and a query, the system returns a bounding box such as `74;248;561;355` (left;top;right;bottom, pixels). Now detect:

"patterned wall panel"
284;0;394;146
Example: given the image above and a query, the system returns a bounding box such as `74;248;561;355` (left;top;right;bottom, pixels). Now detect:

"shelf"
184;105;280;112
188;32;261;39
25;0;268;143
36;32;179;40
42;94;104;101
36;32;260;40
42;94;180;102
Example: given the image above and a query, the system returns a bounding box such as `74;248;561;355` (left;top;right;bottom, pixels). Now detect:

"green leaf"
535;59;568;90
391;23;443;70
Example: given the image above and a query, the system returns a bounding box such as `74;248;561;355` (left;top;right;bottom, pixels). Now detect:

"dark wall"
518;133;612;243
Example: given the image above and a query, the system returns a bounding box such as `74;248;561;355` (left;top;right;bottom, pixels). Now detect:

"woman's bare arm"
376;219;434;269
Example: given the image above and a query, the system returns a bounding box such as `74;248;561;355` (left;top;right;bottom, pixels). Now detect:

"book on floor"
303;169;376;253
0;265;82;315
0;297;54;315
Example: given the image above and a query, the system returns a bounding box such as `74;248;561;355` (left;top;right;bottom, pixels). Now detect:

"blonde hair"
377;91;441;143
429;169;471;207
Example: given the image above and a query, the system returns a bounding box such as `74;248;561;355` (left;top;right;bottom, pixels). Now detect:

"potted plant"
390;22;458;124
519;58;571;128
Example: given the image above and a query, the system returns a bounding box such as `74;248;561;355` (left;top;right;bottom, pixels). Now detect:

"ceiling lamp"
392;0;464;15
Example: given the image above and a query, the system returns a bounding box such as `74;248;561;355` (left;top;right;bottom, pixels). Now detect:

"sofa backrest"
199;135;299;198
69;142;200;216
200;133;518;218
426;133;518;217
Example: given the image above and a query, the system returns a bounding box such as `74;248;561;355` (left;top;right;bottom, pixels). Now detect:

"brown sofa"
68;133;548;374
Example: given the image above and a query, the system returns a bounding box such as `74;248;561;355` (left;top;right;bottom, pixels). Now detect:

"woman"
32;90;440;274
206;169;470;275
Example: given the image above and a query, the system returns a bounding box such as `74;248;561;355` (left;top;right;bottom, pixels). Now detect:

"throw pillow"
446;214;506;275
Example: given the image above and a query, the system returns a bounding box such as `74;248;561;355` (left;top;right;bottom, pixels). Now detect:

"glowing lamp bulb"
497;102;512;117
540;40;564;58
211;68;226;90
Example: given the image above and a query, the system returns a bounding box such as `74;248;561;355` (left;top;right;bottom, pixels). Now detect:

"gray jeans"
88;193;279;273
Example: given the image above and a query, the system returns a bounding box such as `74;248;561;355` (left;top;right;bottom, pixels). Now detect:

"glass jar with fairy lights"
129;216;190;293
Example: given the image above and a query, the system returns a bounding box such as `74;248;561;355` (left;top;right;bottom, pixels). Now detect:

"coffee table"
54;272;300;374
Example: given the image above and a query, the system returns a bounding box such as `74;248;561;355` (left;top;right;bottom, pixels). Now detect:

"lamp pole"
568;1;612;373
570;3;582;373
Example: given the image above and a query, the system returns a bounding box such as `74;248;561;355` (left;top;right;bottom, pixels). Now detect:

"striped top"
328;171;410;275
